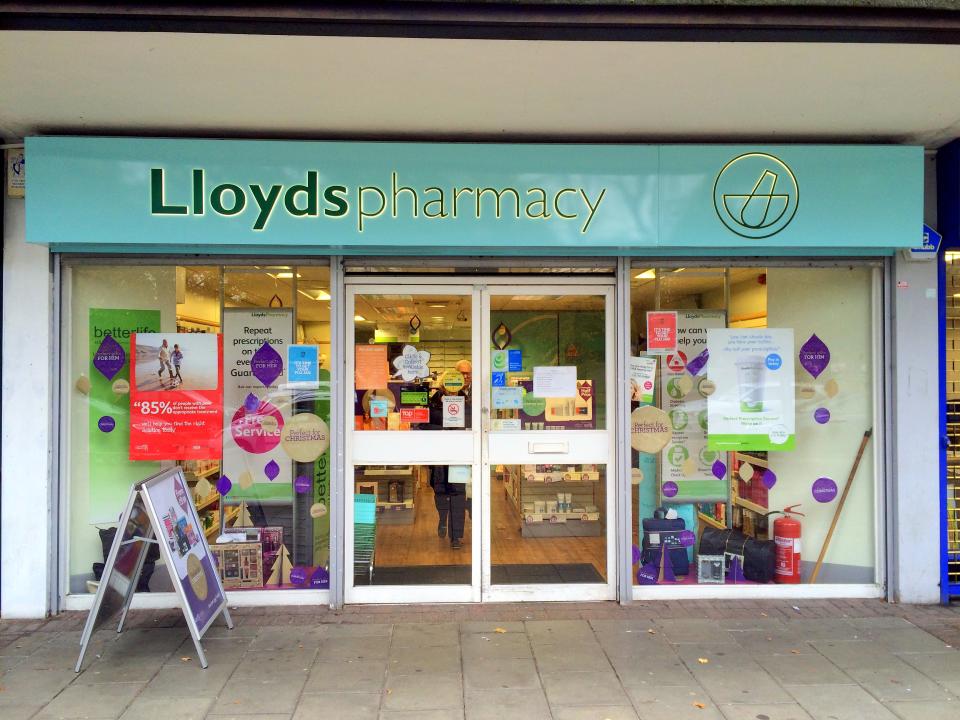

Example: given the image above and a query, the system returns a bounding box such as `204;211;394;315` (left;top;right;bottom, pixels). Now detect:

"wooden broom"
809;428;872;583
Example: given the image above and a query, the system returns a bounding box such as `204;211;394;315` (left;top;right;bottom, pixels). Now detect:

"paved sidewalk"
1;600;959;720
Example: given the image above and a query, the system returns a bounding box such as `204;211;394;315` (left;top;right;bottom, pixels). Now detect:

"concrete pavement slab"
718;702;814;720
463;656;541;691
882;699;960;720
463;688;552;720
540;670;631;706
786;684;901;720
118;694;213;720
382;671;463;711
533;641;612;673
624;684;723;720
293;691;380;720
304;659;387;693
210;676;308;716
552;705;640;719
33;680;144;719
758;652;855;685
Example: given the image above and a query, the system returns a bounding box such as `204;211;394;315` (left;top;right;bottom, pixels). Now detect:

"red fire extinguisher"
772;505;804;584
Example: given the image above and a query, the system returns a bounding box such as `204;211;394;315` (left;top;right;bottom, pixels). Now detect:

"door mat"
355;563;604;586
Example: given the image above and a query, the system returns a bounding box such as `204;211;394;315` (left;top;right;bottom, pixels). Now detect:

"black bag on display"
641;509;689;576
699;527;776;583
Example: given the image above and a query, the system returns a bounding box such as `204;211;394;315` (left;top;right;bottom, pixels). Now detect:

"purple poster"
143;470;226;633
799;334;830;379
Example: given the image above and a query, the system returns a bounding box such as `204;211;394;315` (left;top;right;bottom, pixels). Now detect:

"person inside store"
427;359;473;549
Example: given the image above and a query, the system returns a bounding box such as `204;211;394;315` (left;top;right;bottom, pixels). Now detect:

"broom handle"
809;428;873;584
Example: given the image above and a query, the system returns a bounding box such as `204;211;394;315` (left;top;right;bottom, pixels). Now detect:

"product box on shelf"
211;541;264;589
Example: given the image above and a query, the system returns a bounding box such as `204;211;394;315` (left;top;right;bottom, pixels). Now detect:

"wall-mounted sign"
27;138;922;253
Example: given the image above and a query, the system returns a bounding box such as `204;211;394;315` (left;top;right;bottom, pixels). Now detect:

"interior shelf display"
356;465;417;525
506;464;605;537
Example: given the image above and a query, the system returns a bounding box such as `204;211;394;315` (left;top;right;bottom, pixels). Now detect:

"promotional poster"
707;328;796;451
143;470;225;632
88;308;161;522
222;308;295;500
129;333;223;461
659;310;728;502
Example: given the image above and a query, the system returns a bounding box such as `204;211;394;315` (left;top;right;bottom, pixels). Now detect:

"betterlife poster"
707;328;796;451
129;333;223;460
660;310;728;503
88;308;161;523
222;308;294;500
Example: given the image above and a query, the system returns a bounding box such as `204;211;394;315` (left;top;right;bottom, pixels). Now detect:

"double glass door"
345;278;615;602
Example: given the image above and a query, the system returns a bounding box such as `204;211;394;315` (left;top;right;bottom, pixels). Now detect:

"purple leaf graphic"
632;544;641;565
216;475;232;496
92;334;126;380
243;392;260;413
264;459;280;481
761;469;777;489
712;459;727;480
250;342;283;387
799;334;830;379
686;348;709;376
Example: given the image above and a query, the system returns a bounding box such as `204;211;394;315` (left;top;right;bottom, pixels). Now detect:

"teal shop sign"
25;137;921;255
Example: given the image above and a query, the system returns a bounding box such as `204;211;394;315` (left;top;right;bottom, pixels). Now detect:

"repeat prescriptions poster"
707;328;796;451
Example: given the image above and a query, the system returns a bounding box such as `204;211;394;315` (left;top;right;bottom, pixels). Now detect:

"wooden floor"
373;477;607;579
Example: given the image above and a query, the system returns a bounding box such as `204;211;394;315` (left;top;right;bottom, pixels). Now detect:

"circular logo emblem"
714;153;798;239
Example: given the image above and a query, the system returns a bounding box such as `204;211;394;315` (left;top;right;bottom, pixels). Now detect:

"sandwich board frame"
76;467;232;672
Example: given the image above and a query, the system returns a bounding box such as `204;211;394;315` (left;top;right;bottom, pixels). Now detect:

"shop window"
65;263;331;594
630;265;877;587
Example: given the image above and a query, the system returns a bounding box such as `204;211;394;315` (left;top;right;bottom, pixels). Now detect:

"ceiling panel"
1;32;960;146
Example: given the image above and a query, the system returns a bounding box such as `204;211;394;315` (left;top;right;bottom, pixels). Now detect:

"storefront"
5;137;929;613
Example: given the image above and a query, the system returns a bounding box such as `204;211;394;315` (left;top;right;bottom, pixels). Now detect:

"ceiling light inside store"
635;269;656;279
274;272;301;279
354;315;367;321
429;304;446;308
297;289;331;302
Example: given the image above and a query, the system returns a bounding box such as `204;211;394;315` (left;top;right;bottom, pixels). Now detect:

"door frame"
343;275;617;604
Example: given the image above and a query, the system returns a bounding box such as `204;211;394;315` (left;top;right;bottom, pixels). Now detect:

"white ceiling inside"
2;32;960;146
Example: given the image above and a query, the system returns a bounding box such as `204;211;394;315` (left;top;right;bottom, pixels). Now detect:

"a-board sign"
76;467;232;672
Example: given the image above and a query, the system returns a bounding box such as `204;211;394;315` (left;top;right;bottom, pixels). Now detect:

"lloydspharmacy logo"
713;153;799;239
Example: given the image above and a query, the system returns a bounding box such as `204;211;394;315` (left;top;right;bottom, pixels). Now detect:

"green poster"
312;369;331;570
88;308;162;522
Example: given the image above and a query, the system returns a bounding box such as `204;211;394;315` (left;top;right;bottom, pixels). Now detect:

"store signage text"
150;168;608;234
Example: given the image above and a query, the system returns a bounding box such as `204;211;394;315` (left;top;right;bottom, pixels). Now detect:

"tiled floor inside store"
2;600;960;720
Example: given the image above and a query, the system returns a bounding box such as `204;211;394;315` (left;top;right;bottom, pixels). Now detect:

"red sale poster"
646;310;678;354
129;333;223;460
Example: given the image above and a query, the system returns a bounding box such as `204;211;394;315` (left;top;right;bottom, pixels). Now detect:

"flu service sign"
646;311;678;354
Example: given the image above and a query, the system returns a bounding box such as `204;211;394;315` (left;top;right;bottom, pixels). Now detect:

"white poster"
533;365;577;398
659;310;727;502
629;356;657;404
442;395;466;428
707;328;796;452
222;308;295;500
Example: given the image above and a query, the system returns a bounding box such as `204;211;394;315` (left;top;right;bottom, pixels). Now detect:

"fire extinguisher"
770;504;805;584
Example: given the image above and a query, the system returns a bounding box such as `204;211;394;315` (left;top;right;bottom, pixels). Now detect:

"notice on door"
442;395;465;428
533;365;577;398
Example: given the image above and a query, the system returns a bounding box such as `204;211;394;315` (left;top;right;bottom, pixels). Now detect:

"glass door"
482;285;616;601
345;284;481;603
344;279;616;603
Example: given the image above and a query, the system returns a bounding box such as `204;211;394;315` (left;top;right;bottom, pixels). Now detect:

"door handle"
529;442;568;454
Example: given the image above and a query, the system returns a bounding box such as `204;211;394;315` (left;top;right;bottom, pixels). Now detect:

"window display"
66;263;331;595
631;265;878;587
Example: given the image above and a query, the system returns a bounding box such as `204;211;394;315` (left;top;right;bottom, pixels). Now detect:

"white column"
890;253;940;604
1;194;54;618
